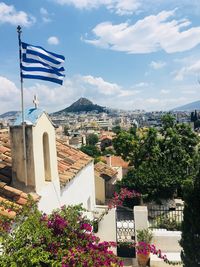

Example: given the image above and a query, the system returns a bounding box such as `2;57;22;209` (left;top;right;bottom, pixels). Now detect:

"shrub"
0;200;123;267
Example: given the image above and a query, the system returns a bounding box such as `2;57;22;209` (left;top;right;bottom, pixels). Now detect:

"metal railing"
148;205;184;231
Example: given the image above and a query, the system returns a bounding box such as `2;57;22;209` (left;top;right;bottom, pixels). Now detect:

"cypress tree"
180;173;200;266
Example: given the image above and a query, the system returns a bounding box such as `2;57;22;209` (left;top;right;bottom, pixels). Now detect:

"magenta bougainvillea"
108;188;141;209
0;200;123;266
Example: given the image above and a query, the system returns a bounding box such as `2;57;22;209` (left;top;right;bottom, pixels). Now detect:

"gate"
116;206;136;258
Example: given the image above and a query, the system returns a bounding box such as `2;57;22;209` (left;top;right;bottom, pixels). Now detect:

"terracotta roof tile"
102;156;129;168
95;162;117;179
0;134;93;216
56;139;93;187
0;207;16;218
14;196;27;205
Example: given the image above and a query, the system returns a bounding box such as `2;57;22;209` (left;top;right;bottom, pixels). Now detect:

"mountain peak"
72;97;93;107
53;97;106;114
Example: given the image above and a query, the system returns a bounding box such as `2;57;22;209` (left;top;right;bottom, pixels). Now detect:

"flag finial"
17;25;22;34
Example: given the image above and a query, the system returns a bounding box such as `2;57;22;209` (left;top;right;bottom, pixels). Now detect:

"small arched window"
43;132;51;181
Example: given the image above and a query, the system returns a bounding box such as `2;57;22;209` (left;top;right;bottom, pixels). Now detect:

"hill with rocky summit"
53;98;106;114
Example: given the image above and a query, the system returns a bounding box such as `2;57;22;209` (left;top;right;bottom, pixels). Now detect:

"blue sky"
1;0;200;113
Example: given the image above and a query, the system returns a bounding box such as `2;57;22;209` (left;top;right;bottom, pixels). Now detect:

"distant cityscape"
1;97;199;150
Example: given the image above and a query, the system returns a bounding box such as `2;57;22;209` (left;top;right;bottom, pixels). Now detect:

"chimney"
106;154;112;167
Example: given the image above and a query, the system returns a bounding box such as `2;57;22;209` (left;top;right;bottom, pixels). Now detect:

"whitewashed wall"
61;161;95;211
37;179;61;214
32;113;60;192
96;207;117;254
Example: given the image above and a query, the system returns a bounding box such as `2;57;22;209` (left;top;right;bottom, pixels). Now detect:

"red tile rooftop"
0;135;93;218
102;155;129;168
95;161;117;179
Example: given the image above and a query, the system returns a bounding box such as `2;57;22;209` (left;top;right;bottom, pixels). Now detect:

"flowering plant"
94;188;141;224
108;188;141;209
0;199;123;267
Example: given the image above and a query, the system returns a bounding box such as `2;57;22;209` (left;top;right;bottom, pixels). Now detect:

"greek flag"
21;42;65;85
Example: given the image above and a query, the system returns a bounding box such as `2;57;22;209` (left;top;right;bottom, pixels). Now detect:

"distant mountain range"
173;100;200;111
53;97;106;114
1;99;200;118
0;111;19;118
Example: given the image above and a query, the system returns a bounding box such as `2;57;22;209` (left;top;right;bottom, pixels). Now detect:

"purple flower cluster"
47;213;68;235
80;223;92;232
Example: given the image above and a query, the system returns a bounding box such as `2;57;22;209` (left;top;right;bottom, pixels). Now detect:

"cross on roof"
33;94;39;109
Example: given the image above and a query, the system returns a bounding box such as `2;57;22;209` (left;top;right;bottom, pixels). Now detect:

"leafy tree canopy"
180;170;200;267
113;114;199;201
80;144;101;158
86;133;99;146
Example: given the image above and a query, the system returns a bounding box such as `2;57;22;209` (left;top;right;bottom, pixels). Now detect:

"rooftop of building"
0;134;92;218
94;161;117;180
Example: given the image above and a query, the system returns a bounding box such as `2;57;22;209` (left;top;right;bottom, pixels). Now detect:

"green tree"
160;113;176;131
180;171;200;266
112;130;137;164
80;144;101;158
114;116;199;201
112;125;122;134
86;133;99;146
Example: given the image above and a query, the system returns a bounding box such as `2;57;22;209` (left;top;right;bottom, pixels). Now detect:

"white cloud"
47;36;60;45
134;82;148;87
1;75;200;114
150;61;166;70
160;89;170;94
55;0;141;15
81;75;122;95
84;10;200;54
40;8;51;23
175;59;200;81
145;98;159;104
118;89;140;97
0;75;142;114
0;2;35;27
182;89;197;95
0;76;20;113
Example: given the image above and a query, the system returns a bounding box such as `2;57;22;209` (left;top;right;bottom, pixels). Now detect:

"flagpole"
17;25;28;187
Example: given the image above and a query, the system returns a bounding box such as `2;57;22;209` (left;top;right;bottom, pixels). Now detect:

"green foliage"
180;171;200;267
161;113;176;131
0;201;122;267
86;133;99;146
114;116;199;201
136;229;153;243
80;144;101;158
112;130;136;164
155;215;182;231
101;147;115;156
112;125;122;134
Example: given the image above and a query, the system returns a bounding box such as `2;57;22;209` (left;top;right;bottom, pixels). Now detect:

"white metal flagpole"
17;25;28;186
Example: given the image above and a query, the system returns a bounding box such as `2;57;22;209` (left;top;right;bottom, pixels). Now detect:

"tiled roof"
0;135;12;185
99;131;116;141
0;135;92;218
56;139;92;187
94;161;117;179
0;135;33;218
0;182;39;218
102;155;129;168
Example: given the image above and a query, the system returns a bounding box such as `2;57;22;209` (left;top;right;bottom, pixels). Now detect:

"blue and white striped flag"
21;42;65;85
